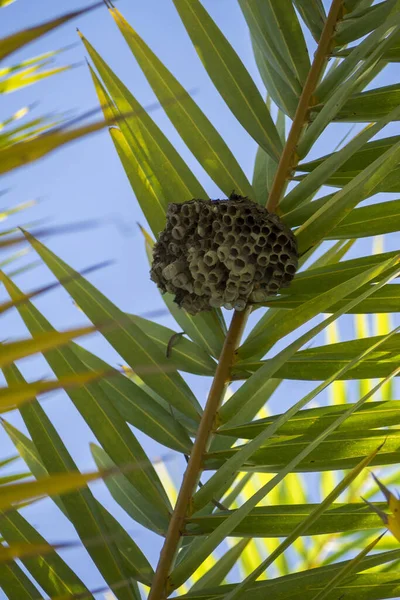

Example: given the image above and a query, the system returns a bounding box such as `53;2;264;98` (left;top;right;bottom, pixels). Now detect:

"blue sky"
1;1;399;597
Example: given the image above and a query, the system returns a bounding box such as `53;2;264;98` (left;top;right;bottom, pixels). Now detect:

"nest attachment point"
150;195;298;315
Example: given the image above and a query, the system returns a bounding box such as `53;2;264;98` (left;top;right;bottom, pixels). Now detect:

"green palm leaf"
72;343;194;452
0;508;92;598
284;195;400;240
0;562;42;599
238;256;399;359
260;284;400;314
242;332;400;381
335;0;397;46
220;399;400;439
18;232;201;421
171;0;282;160
107;6;253;199
189;540;249;591
1;419;153;592
176;569;400;599
2;275;172;516
0;3;101;61
187;502;383;537
2;1;400;598
251;40;299;117
206;428;400;473
81;33;206;211
293;0;326;40
241;0;310;87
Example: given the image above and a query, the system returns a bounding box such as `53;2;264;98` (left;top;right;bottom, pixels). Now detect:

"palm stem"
148;308;250;599
266;0;344;214
149;5;345;597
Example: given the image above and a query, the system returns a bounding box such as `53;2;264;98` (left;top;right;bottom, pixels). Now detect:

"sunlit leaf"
222;448;382;600
310;532;385;600
72;343;193;452
2;274;173;518
0;63;70;94
0;115;123;176
0;322;100;368
295;137;400;253
219;400;400;439
108;6;253;198
91;444;169;535
81;33;207;216
0;467;110;510
240;331;400;381
0;47;70;77
204;331;399;516
2;0;400;596
127;313;216;376
238;254;399;359
173;562;400;599
20;232;202;421
0;370;110;413
173;358;397;585
1;417;154;591
364;474;400;543
223;273;398;433
260;284;400;314
0;472;30;485
0;3;102;61
187;502;383;538
189;540;249;591
0;561;42;599
206;429;400;473
282;103;400;213
172;0;282;160
0;508;91;597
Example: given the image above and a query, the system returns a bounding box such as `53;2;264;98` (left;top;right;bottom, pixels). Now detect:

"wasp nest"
150;195;298;315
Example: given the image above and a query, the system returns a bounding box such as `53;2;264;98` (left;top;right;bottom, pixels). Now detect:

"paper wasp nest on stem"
150;195;298;315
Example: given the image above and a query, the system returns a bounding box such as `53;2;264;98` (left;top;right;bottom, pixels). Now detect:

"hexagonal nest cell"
150;195;298;315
